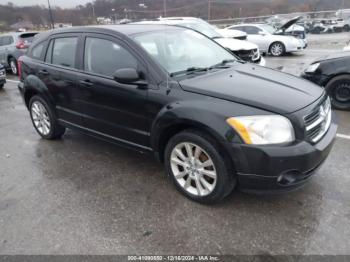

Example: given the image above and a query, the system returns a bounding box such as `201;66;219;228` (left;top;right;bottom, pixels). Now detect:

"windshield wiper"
208;59;238;70
170;67;208;77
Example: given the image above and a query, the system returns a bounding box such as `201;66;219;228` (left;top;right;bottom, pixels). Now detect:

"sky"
6;0;93;8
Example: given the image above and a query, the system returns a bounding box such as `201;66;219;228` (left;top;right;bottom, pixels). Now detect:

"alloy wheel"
31;101;51;136
270;43;284;56
170;142;217;197
10;60;17;75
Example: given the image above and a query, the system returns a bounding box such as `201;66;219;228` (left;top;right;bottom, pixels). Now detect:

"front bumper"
225;121;337;193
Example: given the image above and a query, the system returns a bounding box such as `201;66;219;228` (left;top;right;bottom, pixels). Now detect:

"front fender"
150;99;244;153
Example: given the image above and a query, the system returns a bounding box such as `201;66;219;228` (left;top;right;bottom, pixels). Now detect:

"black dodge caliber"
18;25;337;203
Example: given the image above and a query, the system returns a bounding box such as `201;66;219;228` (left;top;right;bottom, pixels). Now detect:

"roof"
48;24;181;37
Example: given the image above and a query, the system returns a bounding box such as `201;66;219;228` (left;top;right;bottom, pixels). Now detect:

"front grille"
304;96;332;143
233;48;259;62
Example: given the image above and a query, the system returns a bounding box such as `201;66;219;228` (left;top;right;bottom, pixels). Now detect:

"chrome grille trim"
304;97;332;143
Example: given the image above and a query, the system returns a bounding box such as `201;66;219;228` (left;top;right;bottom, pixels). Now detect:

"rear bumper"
225;122;337;193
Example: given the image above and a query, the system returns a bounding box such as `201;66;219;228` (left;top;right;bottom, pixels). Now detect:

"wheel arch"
324;73;350;88
23;75;55;109
150;102;242;163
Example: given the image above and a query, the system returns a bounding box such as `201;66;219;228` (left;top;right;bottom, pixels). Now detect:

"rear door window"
51;37;78;68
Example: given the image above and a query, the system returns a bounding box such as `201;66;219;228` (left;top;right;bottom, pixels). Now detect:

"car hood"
216;28;247;38
279;16;302;30
179;63;323;114
214;37;258;51
313;51;350;63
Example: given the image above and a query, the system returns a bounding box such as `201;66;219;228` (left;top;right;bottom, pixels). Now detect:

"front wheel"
269;42;285;57
164;130;236;204
29;95;66;139
325;75;350;110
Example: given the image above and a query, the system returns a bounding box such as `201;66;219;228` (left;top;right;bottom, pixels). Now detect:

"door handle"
79;80;94;87
38;69;49;76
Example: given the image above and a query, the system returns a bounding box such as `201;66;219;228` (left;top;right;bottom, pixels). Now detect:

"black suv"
18;25;337;203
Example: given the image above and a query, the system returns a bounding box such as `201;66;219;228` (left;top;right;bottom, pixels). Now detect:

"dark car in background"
0;32;38;75
18;25;337;203
302;52;350;110
0;64;5;89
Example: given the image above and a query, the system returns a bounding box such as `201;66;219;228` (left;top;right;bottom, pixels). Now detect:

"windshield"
259;24;276;34
133;28;236;75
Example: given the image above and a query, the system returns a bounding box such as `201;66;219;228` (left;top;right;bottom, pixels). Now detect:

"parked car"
334;19;350;32
134;18;265;66
159;17;249;40
302;52;350;110
267;16;308;48
310;19;336;34
0;32;38;75
225;23;305;56
0;64;6;89
18;25;337;203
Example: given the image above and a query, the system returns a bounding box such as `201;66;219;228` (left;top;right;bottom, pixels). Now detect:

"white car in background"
225;23;306;56
137;17;265;66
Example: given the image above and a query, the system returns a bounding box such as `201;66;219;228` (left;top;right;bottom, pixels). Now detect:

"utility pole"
208;0;211;21
47;0;55;29
163;0;167;17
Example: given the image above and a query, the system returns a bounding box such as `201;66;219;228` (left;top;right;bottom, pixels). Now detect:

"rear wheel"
269;42;285;57
325;75;350;110
164;129;236;204
0;84;4;89
29;95;66;139
344;25;350;32
9;58;18;75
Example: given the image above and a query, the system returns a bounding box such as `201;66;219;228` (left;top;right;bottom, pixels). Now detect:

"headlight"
305;63;320;73
226;115;295;145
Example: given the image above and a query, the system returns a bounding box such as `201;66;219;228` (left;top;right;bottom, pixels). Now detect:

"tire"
9;58;18;75
269;42;285;57
29;95;66;139
325;75;350;110
164;129;236;204
0;84;4;89
344;25;350;32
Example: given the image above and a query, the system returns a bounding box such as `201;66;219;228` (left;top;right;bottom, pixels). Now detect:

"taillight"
16;39;29;49
18;57;23;80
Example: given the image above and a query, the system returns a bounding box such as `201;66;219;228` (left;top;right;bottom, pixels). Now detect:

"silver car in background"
225;23;306;57
0;32;38;75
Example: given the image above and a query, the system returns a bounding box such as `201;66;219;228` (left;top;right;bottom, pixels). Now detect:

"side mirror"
113;68;140;84
258;31;267;36
113;68;147;88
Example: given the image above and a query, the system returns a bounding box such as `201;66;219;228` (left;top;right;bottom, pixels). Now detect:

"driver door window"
84;37;137;78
